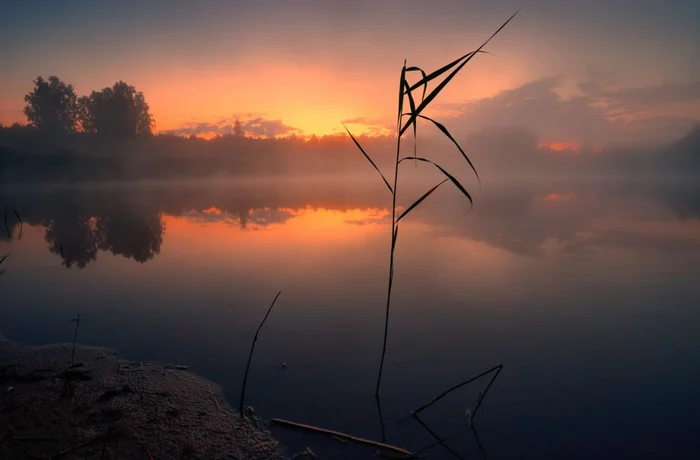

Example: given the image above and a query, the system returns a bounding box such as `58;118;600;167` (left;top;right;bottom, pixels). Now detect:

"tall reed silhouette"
344;11;519;395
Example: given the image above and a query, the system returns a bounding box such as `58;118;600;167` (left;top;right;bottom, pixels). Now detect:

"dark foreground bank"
0;334;283;459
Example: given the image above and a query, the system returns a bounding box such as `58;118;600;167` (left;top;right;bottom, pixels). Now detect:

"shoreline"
0;334;283;459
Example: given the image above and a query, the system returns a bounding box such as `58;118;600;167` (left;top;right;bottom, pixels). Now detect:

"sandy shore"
0;334;283;459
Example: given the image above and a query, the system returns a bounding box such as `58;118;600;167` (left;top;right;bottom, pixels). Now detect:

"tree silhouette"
79;81;154;136
233;118;244;138
43;215;98;269
23;76;79;134
94;210;164;263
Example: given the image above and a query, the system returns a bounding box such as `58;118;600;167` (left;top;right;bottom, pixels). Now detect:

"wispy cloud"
439;76;700;146
166;115;302;138
340;116;393;135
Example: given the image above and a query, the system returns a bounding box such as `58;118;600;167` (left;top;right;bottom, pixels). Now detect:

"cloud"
581;81;700;112
243;117;300;138
340;116;393;136
167;115;301;138
439;76;700;146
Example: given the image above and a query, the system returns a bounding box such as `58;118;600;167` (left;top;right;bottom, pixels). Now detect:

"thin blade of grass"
415;114;480;185
398;157;473;208
0;254;7;265
391;225;399;253
13;209;22;240
405;66;428;102
403;80;418;162
405;51;489;94
397;60;407;131
343;123;393;194
395;179;449;223
400;11;519;137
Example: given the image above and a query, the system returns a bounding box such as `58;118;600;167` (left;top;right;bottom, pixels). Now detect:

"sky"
1;0;699;146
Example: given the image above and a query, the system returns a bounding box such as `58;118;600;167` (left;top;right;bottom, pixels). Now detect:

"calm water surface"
1;176;699;459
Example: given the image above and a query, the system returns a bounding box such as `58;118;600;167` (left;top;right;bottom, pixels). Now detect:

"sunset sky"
1;0;699;146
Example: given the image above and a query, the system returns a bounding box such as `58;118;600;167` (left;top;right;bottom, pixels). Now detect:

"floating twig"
271;419;412;456
239;290;282;414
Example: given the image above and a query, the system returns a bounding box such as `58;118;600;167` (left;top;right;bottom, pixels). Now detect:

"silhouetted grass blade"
403;80;419;160
405;66;428;102
391;225;399;253
396;179;449;223
399;157;473;208
416;114;480;185
397;60;407;131
343;123;393;194
0;254;7;266
406;51;480;93
13;209;22;240
400;11;519;136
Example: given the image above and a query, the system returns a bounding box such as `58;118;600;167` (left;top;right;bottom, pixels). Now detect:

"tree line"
21;76;154;136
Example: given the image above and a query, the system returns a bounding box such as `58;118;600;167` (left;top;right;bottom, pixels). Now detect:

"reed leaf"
0;254;7;265
415;114;480;185
391;225;399;253
405;51;489;94
405;66;428;102
399;157;473;208
400;10;519;137
403;80;419;160
343;123;393;194
395;179;449;223
397;61;407;131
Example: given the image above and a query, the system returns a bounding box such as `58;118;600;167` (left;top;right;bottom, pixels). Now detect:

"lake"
1;175;699;459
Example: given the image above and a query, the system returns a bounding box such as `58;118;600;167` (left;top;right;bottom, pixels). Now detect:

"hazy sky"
1;0;698;145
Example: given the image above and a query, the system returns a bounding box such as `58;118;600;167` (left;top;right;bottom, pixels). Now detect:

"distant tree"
79;81;154;136
23;76;79;133
233;118;244;138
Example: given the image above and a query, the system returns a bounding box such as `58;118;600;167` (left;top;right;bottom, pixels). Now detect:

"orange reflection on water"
156;206;392;279
543;192;576;203
164;206;391;245
538;141;581;152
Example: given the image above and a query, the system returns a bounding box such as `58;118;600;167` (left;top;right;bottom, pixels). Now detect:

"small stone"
6;386;15;393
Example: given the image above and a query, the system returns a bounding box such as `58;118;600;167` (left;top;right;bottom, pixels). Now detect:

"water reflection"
1;178;699;269
1;177;699;459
